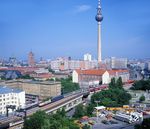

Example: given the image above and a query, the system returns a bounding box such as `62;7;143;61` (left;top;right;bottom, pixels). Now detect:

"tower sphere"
95;14;103;22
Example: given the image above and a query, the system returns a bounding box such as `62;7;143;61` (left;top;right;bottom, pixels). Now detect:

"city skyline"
0;0;150;60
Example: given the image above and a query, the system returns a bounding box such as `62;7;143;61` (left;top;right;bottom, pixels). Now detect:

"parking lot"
90;117;128;129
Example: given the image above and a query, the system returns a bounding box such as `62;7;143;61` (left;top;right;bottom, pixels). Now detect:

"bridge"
0;92;83;129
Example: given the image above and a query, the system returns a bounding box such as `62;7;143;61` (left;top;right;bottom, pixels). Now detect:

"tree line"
131;79;150;91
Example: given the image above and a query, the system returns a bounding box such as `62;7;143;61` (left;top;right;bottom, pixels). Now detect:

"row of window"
0;94;17;98
0;101;18;106
0;97;17;101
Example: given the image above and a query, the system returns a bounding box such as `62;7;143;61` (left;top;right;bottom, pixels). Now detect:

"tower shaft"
97;22;102;62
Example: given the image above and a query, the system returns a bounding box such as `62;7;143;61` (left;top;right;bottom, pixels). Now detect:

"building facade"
50;58;98;71
111;57;128;69
28;51;35;67
84;53;92;61
73;69;129;88
0;80;61;100
0;86;25;115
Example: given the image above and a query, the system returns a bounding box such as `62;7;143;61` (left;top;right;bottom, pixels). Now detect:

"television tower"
95;0;103;62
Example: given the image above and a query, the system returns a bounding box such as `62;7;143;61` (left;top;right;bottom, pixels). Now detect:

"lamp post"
95;100;100;122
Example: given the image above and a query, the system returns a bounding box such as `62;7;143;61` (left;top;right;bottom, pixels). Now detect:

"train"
51;95;64;102
22;102;39;110
89;85;108;92
18;95;64;111
39;95;64;107
39;99;52;107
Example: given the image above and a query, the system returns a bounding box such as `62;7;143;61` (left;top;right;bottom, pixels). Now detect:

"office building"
0;86;25;115
111;57;128;69
1;80;61;100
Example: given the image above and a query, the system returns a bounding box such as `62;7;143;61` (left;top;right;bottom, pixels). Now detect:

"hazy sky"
0;0;150;60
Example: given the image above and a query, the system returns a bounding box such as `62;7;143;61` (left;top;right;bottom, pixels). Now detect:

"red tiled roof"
75;69;129;76
75;69;106;76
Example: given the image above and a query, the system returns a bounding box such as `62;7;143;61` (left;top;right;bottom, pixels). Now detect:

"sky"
0;0;150;60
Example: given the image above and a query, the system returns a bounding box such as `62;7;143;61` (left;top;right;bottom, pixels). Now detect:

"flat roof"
0;86;23;94
95;106;106;110
3;80;61;85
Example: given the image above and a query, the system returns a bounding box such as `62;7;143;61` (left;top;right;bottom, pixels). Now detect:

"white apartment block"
111;57;128;69
50;58;98;71
84;53;92;61
0;86;25;115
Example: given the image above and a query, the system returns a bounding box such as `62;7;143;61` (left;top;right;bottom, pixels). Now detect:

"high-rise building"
28;51;35;67
84;53;92;61
148;62;150;70
50;58;98;71
95;0;103;62
111;57;128;69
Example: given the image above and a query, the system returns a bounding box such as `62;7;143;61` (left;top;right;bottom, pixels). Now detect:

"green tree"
61;77;80;94
109;78;116;89
23;111;49;129
82;124;90;129
57;108;66;117
85;104;95;116
21;74;34;80
135;118;150;129
24;110;79;129
139;95;145;102
131;79;150;91
48;68;55;74
91;88;131;107
116;77;123;89
73;104;86;118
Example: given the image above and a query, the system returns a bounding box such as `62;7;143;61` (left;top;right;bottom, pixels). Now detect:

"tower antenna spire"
98;0;101;8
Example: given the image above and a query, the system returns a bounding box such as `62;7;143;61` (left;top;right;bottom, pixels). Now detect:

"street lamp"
95;100;100;122
95;100;100;107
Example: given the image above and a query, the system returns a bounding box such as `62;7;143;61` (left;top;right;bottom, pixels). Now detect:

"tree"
21;74;34;80
109;78;116;89
57;108;66;117
48;68;55;74
24;110;79;129
131;79;150;91
73;104;86;118
82;124;90;129
85;104;95;116
61;77;80;94
116;77;123;89
135;118;150;129
109;77;123;89
91;87;131;107
23;111;49;129
139;95;145;102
